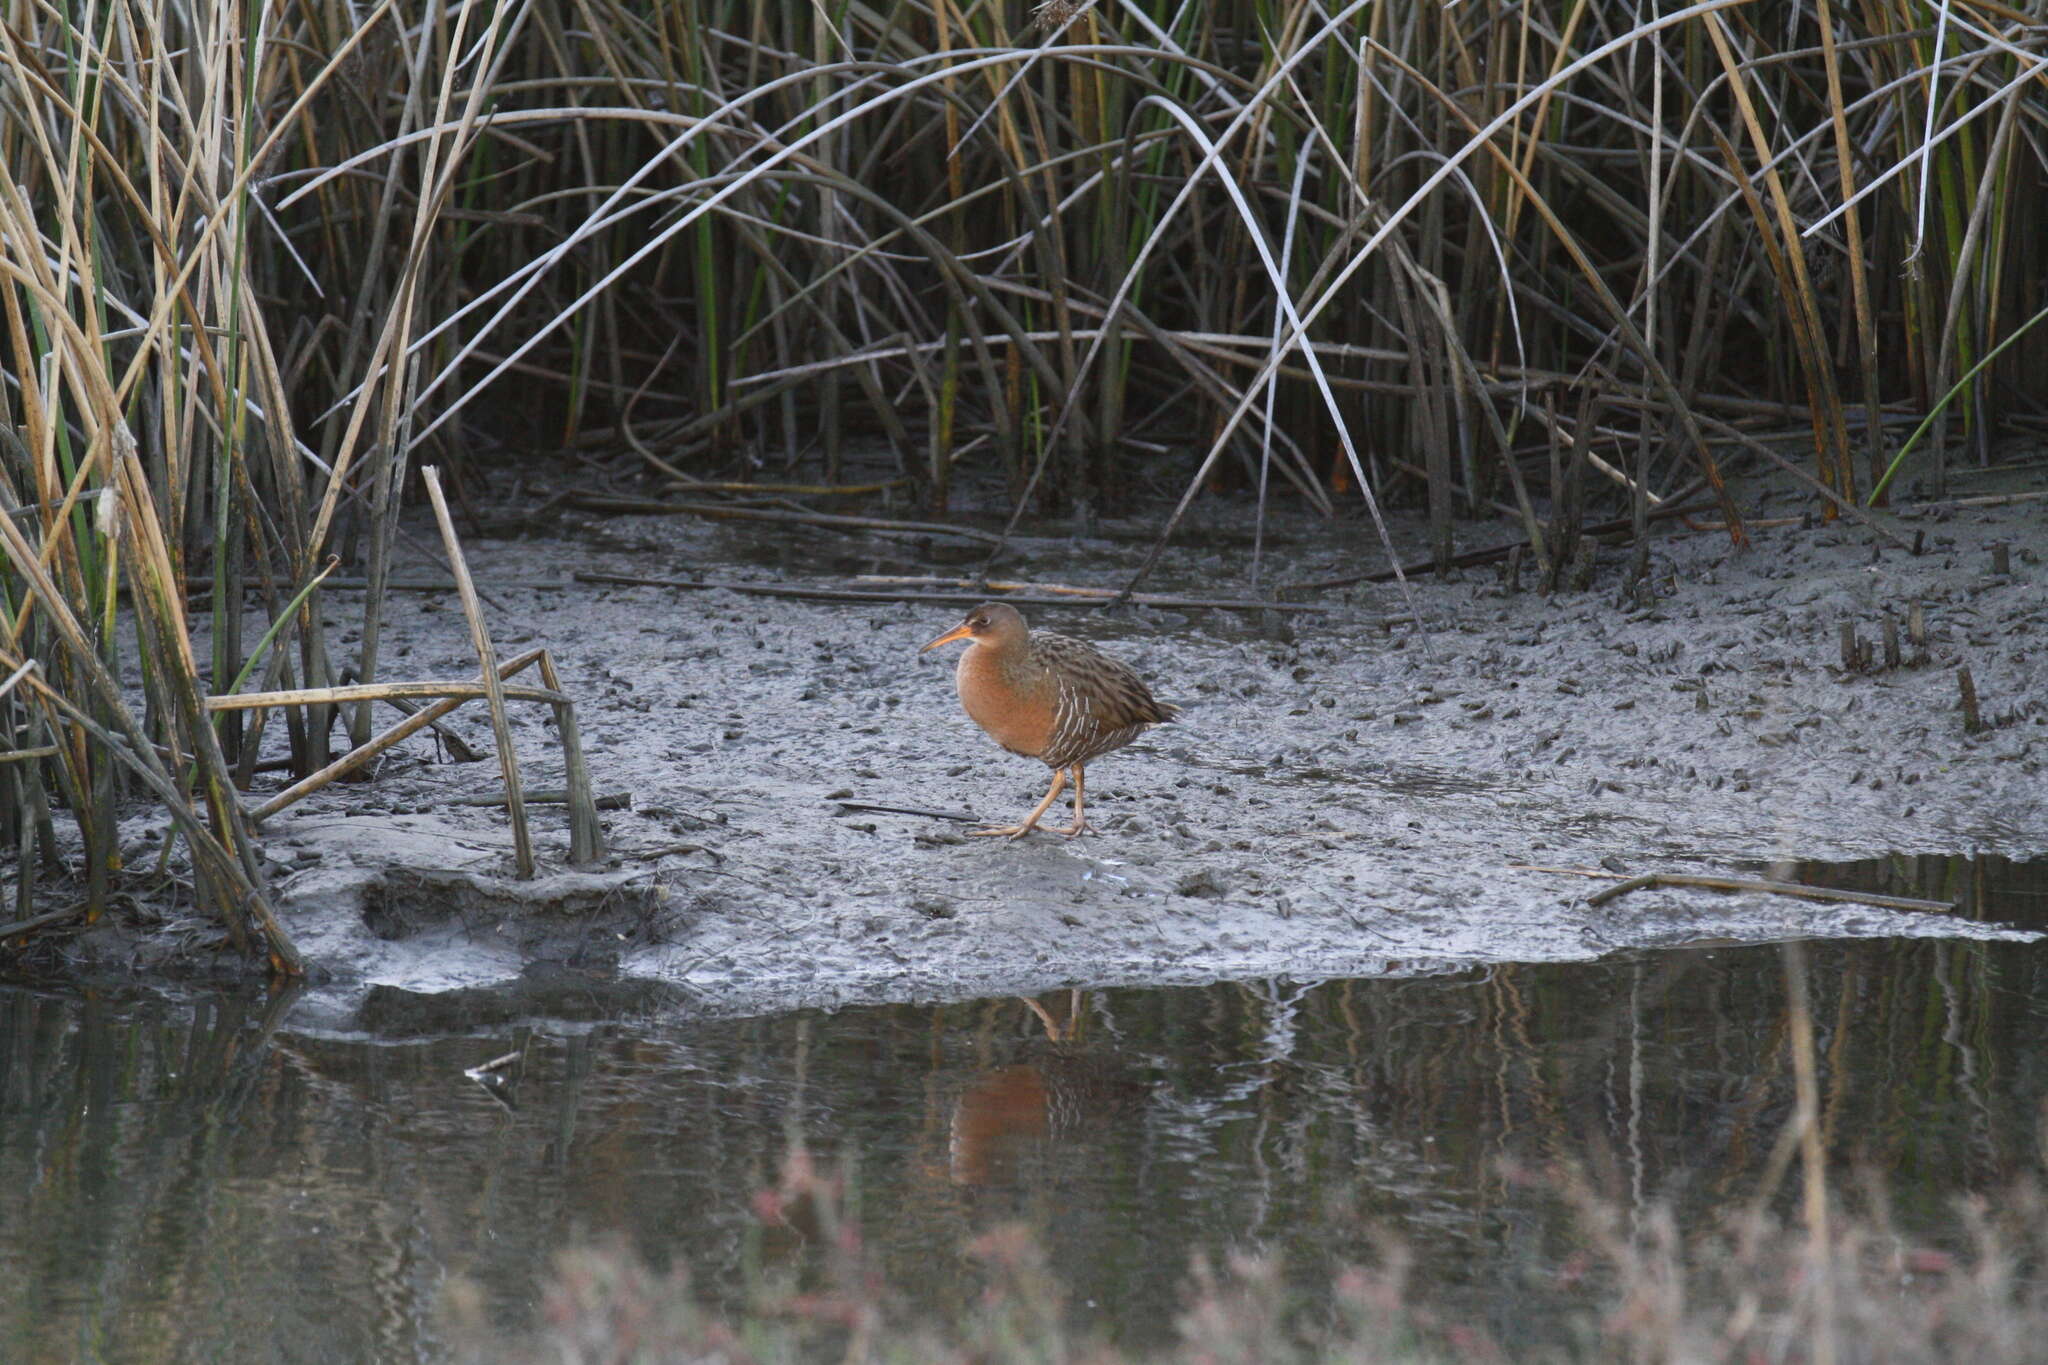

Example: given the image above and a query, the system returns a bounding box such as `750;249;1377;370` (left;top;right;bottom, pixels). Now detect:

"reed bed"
2;0;2043;966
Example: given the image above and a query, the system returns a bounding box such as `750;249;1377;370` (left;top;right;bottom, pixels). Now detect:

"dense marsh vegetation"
0;0;2043;954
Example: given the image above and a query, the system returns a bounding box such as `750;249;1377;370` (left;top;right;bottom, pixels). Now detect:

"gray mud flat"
203;477;2048;1022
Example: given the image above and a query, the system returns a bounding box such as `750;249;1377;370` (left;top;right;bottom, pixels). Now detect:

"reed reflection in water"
0;854;2040;1360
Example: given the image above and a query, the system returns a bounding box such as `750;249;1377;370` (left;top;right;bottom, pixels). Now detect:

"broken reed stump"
1567;537;1598;592
1991;542;2012;577
1838;621;1869;673
1959;665;1984;734
1841;599;1929;675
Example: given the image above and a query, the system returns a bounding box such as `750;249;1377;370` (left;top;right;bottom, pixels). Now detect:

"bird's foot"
971;822;1042;840
1059;817;1090;838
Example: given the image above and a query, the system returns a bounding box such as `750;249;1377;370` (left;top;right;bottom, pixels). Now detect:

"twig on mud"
321;578;574;592
1902;489;2048;511
858;573;1262;599
659;479;915;498
622;841;723;861
1583;872;1955;913
444;789;632;810
0;903;86;940
1684;516;1807;531
1688;491;2048;529
558;491;1007;545
573;572;1341;615
852;575;1343;614
1508;863;1630;880
835;799;982;823
1280;488;1714;593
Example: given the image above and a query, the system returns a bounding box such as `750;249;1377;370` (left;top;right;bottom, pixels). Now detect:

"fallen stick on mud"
558;492;1007;545
0;903;86;941
852;574;1341;612
573;572;1339;615
1683;516;1807;532
623;841;722;861
835;799;983;823
663;478;915;498
856;573;1172;595
1280;490;1716;593
320;578;574;592
444;789;632;810
1903;489;2048;511
1583;871;1955;913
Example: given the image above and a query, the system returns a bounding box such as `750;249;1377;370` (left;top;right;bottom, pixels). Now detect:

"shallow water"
3;855;2043;1361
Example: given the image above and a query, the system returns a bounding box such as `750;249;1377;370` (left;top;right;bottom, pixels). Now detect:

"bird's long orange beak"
920;622;974;653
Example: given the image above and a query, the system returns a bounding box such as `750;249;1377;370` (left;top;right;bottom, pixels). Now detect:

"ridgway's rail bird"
919;602;1178;839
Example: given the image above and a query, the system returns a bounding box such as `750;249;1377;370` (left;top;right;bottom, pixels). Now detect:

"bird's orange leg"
1060;765;1089;837
973;767;1067;840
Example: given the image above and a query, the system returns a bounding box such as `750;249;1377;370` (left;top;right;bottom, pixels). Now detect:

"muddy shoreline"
20;462;2048;1023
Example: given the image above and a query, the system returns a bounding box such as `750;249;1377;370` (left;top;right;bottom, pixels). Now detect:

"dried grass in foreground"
445;1148;2048;1365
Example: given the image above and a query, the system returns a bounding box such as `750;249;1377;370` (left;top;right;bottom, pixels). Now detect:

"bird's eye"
971;615;986;627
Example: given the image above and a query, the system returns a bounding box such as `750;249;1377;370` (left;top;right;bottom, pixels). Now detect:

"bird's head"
920;601;1028;654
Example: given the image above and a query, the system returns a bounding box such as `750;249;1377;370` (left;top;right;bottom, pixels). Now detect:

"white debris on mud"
242;469;2048;1019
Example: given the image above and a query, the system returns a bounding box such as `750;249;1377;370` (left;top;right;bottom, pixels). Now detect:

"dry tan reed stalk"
422;466;533;878
0;746;59;764
244;647;547;823
206;681;571;712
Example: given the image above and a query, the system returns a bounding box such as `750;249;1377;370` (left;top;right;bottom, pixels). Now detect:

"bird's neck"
964;636;1039;689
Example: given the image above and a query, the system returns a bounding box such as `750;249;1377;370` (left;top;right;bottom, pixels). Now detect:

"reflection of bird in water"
948;992;1146;1189
920;603;1178;839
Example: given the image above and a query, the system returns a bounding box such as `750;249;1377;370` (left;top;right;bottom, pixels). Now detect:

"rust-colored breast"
957;645;1054;758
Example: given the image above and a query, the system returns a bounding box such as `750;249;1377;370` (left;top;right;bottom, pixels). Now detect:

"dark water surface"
3;855;2043;1362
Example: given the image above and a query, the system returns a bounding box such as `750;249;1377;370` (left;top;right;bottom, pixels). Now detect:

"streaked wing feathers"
1031;632;1176;768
